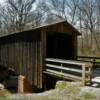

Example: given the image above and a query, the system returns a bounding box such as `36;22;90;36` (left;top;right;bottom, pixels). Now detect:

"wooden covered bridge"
0;20;92;92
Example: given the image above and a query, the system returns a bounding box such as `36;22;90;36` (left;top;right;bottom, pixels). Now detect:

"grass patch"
6;82;97;100
75;92;96;100
0;89;11;100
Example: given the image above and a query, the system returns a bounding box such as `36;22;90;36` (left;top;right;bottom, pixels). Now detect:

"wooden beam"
43;70;81;81
46;58;92;67
46;64;82;73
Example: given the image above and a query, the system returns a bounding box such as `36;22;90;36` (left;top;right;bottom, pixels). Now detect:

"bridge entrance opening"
46;32;74;60
45;32;74;90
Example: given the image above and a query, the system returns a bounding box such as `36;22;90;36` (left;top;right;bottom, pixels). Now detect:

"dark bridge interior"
46;32;73;60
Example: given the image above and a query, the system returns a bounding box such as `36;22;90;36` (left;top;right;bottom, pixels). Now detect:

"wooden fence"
44;58;92;85
77;56;100;68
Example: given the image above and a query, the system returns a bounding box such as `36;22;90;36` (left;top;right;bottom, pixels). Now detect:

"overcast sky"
0;0;5;4
0;0;4;3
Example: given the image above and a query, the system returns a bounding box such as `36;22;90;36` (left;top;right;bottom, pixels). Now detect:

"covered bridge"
0;20;80;92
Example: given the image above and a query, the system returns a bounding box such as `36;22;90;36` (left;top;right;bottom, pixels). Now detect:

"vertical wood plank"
32;41;35;85
82;64;86;86
34;40;37;86
40;28;46;88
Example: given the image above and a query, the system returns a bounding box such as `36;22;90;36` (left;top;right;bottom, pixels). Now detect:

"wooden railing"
44;58;92;85
77;56;100;68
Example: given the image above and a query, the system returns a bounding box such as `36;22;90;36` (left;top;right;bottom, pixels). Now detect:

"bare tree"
66;0;79;25
36;0;67;23
0;5;13;34
37;0;80;25
95;0;100;32
0;0;36;34
78;0;100;53
6;0;36;31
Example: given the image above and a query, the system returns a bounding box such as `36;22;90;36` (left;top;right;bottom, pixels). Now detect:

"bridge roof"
0;20;81;38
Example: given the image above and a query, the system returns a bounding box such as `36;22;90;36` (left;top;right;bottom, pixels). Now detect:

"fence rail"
44;58;92;85
77;56;100;68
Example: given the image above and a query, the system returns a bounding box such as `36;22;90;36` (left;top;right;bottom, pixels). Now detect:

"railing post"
82;65;85;86
93;58;95;68
18;75;25;93
61;64;63;73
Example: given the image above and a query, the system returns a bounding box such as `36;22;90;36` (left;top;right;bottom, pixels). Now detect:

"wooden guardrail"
77;56;100;68
43;58;92;85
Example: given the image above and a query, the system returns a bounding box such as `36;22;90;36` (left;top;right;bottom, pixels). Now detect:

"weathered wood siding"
0;21;80;90
0;31;43;88
43;22;78;59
